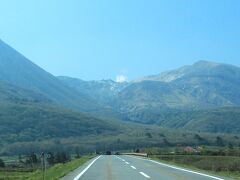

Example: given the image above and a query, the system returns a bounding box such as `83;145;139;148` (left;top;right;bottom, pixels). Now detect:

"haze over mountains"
0;39;240;154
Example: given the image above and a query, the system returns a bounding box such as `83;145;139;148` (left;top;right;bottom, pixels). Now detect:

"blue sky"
0;0;240;81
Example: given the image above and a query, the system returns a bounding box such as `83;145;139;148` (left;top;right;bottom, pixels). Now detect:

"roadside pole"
44;156;47;179
41;152;46;180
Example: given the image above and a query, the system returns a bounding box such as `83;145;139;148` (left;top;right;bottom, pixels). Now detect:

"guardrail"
121;153;148;157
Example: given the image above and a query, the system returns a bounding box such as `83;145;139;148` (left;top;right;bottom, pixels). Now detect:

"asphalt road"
61;155;231;180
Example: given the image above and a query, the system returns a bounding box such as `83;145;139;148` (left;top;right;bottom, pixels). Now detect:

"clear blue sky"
0;0;240;81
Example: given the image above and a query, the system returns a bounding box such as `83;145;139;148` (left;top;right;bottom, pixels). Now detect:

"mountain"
1;37;240;136
0;81;50;103
59;60;240;112
140;60;240;106
58;61;240;133
58;76;128;106
0;39;122;118
1;39;240;156
135;60;240;83
128;60;240;107
116;61;240;121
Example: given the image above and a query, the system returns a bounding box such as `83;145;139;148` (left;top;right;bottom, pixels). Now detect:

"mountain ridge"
1;39;240;134
133;60;240;83
0;40;125;120
58;60;240;133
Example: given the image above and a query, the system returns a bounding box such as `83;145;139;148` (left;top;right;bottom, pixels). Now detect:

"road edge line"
73;155;102;180
127;155;225;180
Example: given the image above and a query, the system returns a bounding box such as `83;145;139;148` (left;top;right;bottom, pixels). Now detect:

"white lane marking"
114;155;126;162
125;162;129;164
140;172;150;178
131;165;136;169
73;155;102;180
127;156;224;180
115;155;122;160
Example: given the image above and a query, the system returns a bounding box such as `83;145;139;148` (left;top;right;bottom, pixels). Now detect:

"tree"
145;133;152;138
194;134;208;145
26;152;38;165
55;152;70;163
0;159;5;168
18;154;24;163
135;149;140;153
163;138;171;146
228;143;234;149
215;136;224;146
75;147;81;159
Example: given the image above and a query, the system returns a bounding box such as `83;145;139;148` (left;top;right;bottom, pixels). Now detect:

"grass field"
150;155;240;180
0;156;92;180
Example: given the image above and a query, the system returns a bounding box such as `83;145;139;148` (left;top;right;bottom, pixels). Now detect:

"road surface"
61;155;231;180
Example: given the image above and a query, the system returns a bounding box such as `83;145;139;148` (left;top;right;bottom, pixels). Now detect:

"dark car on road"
106;151;111;155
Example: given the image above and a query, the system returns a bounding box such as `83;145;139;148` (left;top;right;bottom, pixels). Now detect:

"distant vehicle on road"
106;151;111;155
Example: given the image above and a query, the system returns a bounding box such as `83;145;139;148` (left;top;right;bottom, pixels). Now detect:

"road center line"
73;155;102;180
140;172;150;178
131;165;136;169
125;162;129;164
128;156;224;180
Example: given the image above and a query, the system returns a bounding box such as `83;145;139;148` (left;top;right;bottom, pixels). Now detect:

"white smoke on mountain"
116;75;127;83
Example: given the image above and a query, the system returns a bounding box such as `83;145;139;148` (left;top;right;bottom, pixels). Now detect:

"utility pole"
41;152;46;180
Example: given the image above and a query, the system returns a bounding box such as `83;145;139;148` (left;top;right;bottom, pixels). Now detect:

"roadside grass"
0;156;92;180
150;155;240;180
0;171;31;180
30;156;92;180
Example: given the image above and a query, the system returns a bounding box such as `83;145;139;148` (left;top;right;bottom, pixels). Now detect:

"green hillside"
128;107;240;133
158;107;240;133
1;100;239;155
0;81;50;103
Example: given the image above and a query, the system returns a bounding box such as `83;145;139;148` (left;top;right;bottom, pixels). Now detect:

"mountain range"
0;39;240;154
58;60;240;130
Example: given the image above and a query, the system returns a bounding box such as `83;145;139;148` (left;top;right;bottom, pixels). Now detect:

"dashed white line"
131;165;136;169
140;172;150;178
114;155;126;162
73;155;102;180
116;156;150;178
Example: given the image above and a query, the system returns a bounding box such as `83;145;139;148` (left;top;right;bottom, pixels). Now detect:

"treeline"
24;152;71;166
145;146;240;157
0;151;73;171
2;133;240;156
